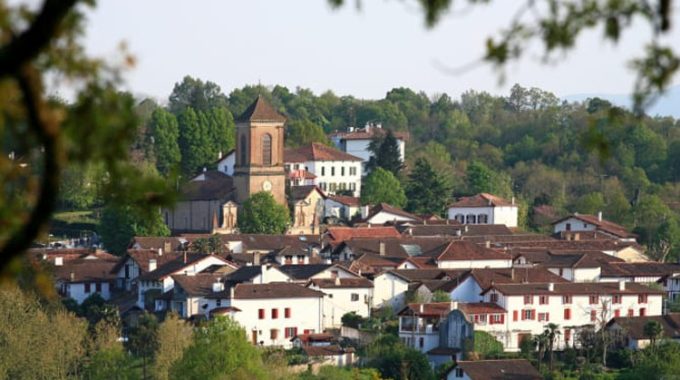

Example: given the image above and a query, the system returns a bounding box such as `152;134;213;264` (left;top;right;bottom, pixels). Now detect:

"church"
162;96;324;235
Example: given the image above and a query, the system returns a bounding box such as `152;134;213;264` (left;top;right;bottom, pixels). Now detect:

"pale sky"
81;0;680;102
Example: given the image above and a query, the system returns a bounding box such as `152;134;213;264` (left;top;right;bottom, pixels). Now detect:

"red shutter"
285;308;291;318
546;312;550;322
258;309;265;319
531;310;536;320
500;314;505;323
293;327;298;336
591;310;597;322
513;310;518;321
640;308;646;317
272;308;278;319
564;308;571;320
614;310;620;318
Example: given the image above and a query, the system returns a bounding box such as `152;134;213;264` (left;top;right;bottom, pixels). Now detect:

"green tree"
153;313;194;380
644;320;664;348
147;109;181;175
360;168;407;208
128;312;159;380
178;107;212;176
464;331;504;360
169;76;228;114
237;192;290;234
191;234;224;254
367;130;403;176
466;161;512;197
363;334;434;380
574;192;606;215
405;158;452;215
170;317;268;380
431;290;450;303
99;203;170;255
285;118;331;147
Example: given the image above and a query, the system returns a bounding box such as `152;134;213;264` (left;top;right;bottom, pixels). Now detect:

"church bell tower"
233;96;287;205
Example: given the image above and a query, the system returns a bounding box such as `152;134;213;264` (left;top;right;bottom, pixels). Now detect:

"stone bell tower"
232;95;287;205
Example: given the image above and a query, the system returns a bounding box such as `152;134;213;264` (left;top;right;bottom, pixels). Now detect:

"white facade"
307;284;373;328
364;210;418;225
216;151;235;176
480;285;663;351
301;160;362;197
372;272;410;309
447;205;518;228
330;125;406;173
437;259;512;270
324;198;360;220
553;217;597;234
63;281;111;304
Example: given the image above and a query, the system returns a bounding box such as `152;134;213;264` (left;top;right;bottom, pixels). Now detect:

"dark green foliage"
99;203;170;255
169;76;229;114
297;366;382;380
341;312;364;328
405;158;452;215
367;130;403;176
466;161;512;197
286;119;331;147
464;331;504;359
431;289;450;303
147;108;181;175
177;107;212;176
363;334;435;380
618;341;680;380
127;312;159;379
360;168;406;208
237;192;290;234
191;234;224;254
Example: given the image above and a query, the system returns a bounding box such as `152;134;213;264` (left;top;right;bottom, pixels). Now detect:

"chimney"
423;219;427;225
253;252;261;265
464;225;469;233
183;251;187;264
230;285;235;299
54;256;63;266
574;233;580;241
218;151;223;159
485;241;491;249
511;196;515;205
149;259;157;272
619;281;625;291
361;205;370;220
511;267;515;280
69;272;75;281
408;228;413;236
450;301;458;311
212;280;224;293
598;211;603;222
157;248;163;256
335;277;341;286
164;241;171;253
456;229;462;237
419;304;424;313
548;282;554;292
379;241;385;256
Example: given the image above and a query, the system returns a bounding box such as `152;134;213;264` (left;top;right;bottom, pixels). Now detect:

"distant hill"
563;85;680;118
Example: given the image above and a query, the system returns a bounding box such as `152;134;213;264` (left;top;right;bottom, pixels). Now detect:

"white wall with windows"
447;205;518;228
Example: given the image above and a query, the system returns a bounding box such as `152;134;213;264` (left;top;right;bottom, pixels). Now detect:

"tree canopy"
237;192;290;234
360;168;407;208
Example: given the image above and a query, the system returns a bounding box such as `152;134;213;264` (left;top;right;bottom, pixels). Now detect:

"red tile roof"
326;194;361;207
236;95;286;123
363;203;421;223
233;282;324;299
466;267;568;290
325;226;401;244
552;213;636;239
284;142;362;163
484;282;665;296
454;359;542;380
448;193;515;208
458;302;507;315
307;278;374;288
434;241;511;261
398;302;457;317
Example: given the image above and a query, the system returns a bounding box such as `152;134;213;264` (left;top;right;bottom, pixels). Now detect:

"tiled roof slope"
236;95;286;123
448;193;515;208
285;143;362;162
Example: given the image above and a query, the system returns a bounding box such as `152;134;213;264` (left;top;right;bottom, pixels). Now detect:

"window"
350;167;357;176
564;308;571;320
351;293;359;302
558;268;564;276
524;295;533;305
240;135;247;165
341;167;345;176
566;223;571;231
270;329;278;340
95;282;102;292
478;214;489;224
628;309;634;317
613;295;622;304
614;309;620;318
564;329;571;342
466;214;476;224
490;294;498;303
455;214;464;223
271;308;279;319
513;310;518;321
539;295;549;305
563;295;572;304
590;309;597;322
455;368;464;378
491;314;504;324
261;133;272;166
285;308;291;318
638;294;648;303
331;167;335;176
258;309;265;319
522;310;534;320
538;312;549;322
589;295;599;305
419;337;424;348
84;283;91;293
640;308;646;317
321;167;325;176
284;327;298;338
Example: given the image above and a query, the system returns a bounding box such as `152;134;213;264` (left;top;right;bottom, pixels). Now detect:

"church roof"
181;170;235;201
236;95;286;123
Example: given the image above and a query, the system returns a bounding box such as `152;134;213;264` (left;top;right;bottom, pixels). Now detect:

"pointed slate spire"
236;95;286;123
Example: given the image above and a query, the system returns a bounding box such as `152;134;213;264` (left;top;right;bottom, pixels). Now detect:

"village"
32;96;680;380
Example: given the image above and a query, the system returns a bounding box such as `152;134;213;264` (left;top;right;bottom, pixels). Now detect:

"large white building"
552;212;638;242
306;277;374;328
447;193;518;228
329;123;408;172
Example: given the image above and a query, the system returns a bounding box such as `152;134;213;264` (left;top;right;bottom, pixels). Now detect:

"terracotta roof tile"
485;282;665;296
236;95;286;123
233;282;324;299
608;313;680;340
552;213;636;239
325;226;401;244
285;143;362;163
180;171;234;201
363;203;421;223
307;278;374;288
326;194;360;207
448;193;515;208
454;359;542;380
433;241;511;261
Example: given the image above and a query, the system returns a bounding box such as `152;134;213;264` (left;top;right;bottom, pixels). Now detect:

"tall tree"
127;312;159;380
361;168;407;208
168;76;228;115
237;192;290;234
405;158;452;215
466;161;512;197
147;109;181;175
178;107;211;176
99;203;170;255
367;130;403;176
153;313;193;380
285;119;331;147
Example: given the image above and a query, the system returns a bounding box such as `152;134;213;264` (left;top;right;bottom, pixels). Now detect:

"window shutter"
546;313;550;321
500;314;505;323
513;310;518;321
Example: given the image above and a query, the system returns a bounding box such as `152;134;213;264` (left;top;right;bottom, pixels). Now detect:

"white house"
54;259;118;304
360;203;421;225
284;142;363;197
479;281;664;351
552;212;637;242
447;193;518;228
166;279;325;348
329;123;408;172
215;149;235;176
306;277;374;328
606;313;680;350
433;241;513;269
324;195;361;221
